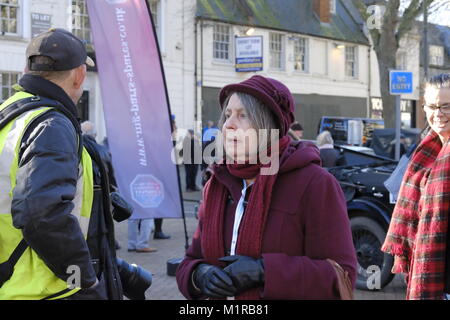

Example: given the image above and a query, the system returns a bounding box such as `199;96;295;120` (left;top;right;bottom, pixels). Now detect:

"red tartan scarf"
200;136;291;300
382;130;449;300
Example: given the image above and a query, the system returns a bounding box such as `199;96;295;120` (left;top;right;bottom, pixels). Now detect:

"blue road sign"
390;71;413;95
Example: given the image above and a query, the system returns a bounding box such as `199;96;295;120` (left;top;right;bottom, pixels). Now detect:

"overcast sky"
405;1;450;27
429;2;450;27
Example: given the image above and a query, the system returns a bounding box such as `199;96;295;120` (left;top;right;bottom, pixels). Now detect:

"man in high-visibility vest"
0;28;104;299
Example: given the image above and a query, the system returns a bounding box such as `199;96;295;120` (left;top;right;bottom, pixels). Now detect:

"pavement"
115;166;407;300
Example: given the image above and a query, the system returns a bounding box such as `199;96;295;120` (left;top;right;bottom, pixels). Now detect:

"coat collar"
18;74;79;121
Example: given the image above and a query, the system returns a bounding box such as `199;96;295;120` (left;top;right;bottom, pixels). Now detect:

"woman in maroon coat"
176;75;356;300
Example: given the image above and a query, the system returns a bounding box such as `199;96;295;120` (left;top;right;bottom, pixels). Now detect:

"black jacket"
82;135;123;300
84;135;117;189
11;74;97;290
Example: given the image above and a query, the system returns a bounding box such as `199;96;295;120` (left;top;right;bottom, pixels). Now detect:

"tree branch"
397;0;435;43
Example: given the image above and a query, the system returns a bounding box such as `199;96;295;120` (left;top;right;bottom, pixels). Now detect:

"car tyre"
351;216;395;291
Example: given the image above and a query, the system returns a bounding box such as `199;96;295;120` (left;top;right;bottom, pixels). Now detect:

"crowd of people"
1;27;449;300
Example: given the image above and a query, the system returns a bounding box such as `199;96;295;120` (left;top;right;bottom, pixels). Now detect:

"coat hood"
278;140;321;175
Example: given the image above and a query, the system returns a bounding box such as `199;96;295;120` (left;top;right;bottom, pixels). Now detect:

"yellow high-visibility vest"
0;91;93;300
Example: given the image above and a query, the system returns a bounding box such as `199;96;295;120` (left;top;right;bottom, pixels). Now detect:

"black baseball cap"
26;28;95;71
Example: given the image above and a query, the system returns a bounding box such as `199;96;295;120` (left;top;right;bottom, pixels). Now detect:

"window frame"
429;45;444;66
149;0;159;31
71;0;92;45
330;0;336;15
0;0;20;36
269;32;285;71
0;71;20;103
345;45;358;79
293;36;309;73
148;0;162;46
213;23;232;63
396;50;407;70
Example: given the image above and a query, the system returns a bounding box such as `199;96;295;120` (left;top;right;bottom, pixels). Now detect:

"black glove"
110;192;133;222
193;263;237;298
219;255;265;294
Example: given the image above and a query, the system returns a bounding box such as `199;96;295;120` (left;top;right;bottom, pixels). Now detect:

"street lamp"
245;27;255;36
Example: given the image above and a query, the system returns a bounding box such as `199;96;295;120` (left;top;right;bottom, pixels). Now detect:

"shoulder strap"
0;96;83;288
0;239;27;287
327;259;354;300
0;96;83;160
83;136;115;246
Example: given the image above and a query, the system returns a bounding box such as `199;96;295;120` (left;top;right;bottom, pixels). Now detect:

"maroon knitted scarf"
201;136;291;300
382;130;449;299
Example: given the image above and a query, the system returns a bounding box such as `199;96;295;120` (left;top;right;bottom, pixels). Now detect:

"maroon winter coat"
176;141;357;299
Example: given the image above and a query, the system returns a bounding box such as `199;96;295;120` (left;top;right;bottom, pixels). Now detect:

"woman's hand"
193;263;237;298
219;255;265;294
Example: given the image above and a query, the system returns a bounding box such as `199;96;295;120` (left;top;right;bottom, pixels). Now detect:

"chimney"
313;0;331;23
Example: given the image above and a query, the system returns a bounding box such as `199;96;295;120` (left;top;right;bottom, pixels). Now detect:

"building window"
270;33;284;70
345;46;358;78
330;0;336;14
396;51;407;70
213;24;231;61
149;0;158;27
0;72;19;102
0;0;19;35
72;0;91;44
293;37;309;72
429;45;444;66
148;0;161;43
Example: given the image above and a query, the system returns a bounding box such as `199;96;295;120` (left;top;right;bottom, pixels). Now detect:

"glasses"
423;104;450;114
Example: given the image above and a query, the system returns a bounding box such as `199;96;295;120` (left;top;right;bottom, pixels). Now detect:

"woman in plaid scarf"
382;74;450;300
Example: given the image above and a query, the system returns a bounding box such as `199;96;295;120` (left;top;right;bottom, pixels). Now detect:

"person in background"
153;114;179;240
183;129;202;192
128;218;157;253
154;218;170;240
316;130;345;167
382;73;450;300
389;135;408;160
81;121;118;189
201;120;220;171
202;120;220;144
176;75;356;300
81;121;122;250
290;122;304;140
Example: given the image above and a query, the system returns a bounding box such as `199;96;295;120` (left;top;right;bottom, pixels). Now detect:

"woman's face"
222;93;259;162
424;87;450;143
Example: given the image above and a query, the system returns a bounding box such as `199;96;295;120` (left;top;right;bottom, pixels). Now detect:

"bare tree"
427;0;450;20
352;0;448;128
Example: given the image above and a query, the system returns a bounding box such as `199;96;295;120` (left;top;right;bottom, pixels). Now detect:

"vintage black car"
328;145;398;291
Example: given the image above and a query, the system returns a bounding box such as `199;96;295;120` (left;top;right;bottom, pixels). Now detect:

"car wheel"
351;216;395;291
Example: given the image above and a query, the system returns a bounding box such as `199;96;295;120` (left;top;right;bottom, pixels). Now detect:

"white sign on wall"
31;13;52;38
235;36;263;72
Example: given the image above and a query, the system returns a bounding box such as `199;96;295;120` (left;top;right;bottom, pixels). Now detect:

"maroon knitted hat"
219;75;296;136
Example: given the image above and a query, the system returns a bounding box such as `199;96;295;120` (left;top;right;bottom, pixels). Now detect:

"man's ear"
73;64;87;89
